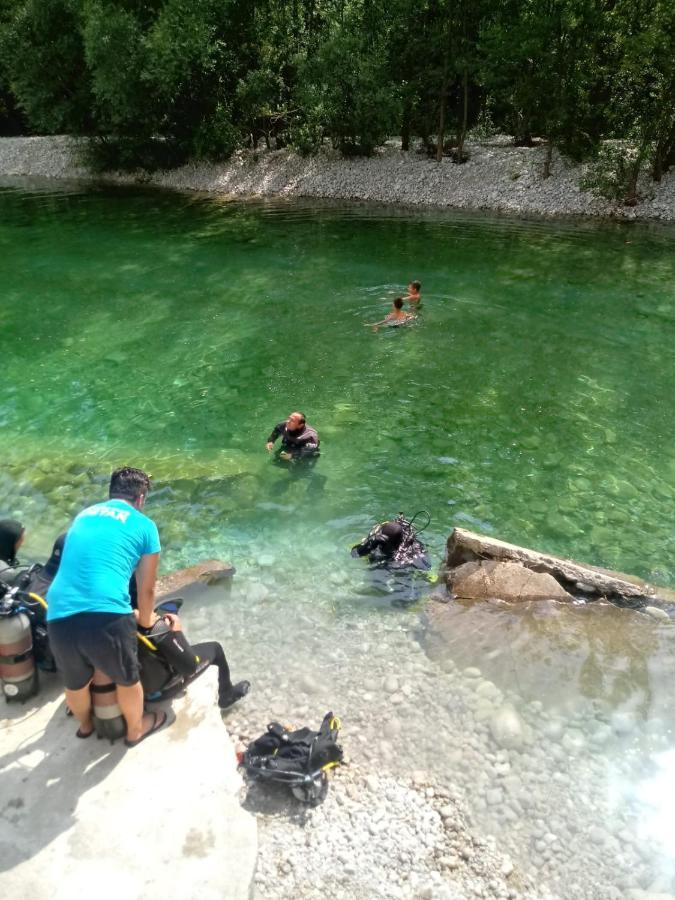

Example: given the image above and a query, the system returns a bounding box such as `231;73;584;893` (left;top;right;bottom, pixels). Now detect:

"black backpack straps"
319;711;340;740
267;722;288;740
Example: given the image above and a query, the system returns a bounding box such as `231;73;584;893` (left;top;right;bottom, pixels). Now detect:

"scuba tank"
0;585;39;701
90;669;127;743
11;575;55;672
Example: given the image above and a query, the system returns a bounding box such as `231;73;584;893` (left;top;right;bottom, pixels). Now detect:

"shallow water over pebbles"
2;181;675;896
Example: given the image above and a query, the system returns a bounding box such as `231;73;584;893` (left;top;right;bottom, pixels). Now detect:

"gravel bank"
241;767;542;900
1;134;674;221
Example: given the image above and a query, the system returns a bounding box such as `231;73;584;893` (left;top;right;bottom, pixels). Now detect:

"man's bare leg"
117;681;158;743
65;684;93;735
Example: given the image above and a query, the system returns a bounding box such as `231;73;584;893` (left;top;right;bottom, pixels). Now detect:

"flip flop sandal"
124;710;168;748
76;726;94;738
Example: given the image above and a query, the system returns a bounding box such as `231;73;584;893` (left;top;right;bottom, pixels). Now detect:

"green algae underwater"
1;179;673;585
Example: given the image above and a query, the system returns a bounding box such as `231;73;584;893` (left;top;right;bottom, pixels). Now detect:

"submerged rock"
643;606;670;622
450;560;575;603
157;559;235;597
489;705;525;749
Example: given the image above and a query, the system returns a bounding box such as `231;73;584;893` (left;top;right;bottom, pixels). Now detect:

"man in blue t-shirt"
47;467;170;746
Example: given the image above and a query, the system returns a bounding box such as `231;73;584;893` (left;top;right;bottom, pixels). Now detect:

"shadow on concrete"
0;672;62;722
0;696;124;872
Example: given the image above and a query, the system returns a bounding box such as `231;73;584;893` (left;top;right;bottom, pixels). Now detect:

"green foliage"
2;0;93;133
287;118;324;156
82;0;148;134
192;103;240;160
480;0;604;170
581;142;651;203
296;24;399;155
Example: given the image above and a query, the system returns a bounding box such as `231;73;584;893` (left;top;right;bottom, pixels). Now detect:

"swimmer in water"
405;280;422;305
365;297;416;331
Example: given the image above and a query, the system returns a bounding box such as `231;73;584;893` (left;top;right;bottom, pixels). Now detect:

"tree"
2;0;93;133
606;0;675;200
294;2;399;155
481;0;604;176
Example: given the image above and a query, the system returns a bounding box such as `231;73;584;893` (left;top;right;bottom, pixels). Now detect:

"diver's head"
43;532;66;578
0;519;25;565
351;519;404;561
393;297;404;310
380;521;404;549
109;467;151;510
286;411;306;433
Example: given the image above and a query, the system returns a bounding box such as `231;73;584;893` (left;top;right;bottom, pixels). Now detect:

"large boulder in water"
449;560;574;603
157;559;235;598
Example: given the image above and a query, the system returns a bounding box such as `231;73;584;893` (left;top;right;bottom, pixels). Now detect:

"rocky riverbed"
1;134;674;221
3;445;674;899
206;560;675;900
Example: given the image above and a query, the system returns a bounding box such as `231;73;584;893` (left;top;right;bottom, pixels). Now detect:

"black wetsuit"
141;623;234;702
352;520;430;570
267;421;320;459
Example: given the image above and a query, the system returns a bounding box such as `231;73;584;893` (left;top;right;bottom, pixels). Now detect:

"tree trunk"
443;527;673;606
401;96;411;152
624;139;649;206
455;67;469;163
436;57;449;162
652;125;675;181
543;139;553;178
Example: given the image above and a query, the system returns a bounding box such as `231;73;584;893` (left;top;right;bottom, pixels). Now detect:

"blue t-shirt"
46;499;161;621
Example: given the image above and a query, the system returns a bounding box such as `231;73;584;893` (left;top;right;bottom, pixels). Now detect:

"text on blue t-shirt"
46;499;161;621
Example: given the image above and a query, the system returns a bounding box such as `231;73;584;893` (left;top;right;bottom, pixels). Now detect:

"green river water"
1;178;675;897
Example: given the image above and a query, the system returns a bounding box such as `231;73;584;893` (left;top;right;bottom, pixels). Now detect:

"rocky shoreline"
1;135;675;221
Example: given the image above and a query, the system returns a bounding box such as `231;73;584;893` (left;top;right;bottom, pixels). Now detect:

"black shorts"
48;612;139;690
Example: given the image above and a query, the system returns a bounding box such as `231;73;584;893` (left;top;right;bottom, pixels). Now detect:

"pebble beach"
1;134;674;221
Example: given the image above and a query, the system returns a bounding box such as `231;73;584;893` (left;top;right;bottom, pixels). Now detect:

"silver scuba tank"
90;668;127;743
0;595;39;701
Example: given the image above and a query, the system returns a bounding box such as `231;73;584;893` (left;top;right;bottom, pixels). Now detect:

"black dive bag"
241;712;343;804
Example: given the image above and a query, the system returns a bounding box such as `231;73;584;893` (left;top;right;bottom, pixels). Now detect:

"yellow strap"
321;761;341;772
28;592;48;609
329;716;342;732
136;632;157;651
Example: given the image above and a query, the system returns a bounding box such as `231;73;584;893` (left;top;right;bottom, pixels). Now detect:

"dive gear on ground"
241;712;343;804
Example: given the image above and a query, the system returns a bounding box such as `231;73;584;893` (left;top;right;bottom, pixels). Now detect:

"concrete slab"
0;669;257;900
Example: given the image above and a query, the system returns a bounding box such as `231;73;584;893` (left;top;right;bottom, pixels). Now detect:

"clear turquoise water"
1;179;674;582
2;179;675;896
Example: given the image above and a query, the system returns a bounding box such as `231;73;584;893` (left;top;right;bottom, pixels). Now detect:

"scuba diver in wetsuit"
0;519;26;586
266;412;320;462
351;512;432;605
